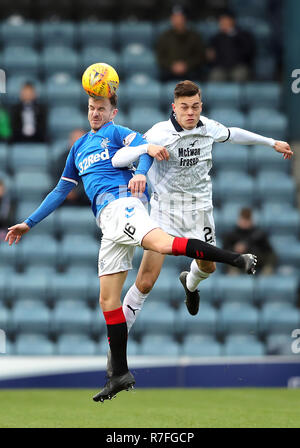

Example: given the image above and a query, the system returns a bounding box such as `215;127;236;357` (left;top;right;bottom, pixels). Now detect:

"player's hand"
5;222;30;246
147;144;169;161
274;141;294;160
128;174;147;197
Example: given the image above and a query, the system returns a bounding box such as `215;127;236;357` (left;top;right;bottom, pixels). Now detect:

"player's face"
172;95;202;130
88;97;118;131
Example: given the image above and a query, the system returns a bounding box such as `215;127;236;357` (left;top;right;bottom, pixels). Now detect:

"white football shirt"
144;112;230;211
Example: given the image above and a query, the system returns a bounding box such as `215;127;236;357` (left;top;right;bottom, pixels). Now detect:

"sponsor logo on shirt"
78;148;110;174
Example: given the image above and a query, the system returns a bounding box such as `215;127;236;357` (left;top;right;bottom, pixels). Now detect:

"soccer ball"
82;62;119;98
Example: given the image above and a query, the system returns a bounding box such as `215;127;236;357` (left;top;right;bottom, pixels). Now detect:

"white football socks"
186;260;210;292
122;283;149;333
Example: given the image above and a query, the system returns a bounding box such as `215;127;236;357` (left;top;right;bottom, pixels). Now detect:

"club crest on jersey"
100;137;110;149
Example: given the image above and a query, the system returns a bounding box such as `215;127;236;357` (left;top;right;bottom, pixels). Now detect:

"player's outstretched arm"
228;127;293;159
5;222;30;246
112;144;169;168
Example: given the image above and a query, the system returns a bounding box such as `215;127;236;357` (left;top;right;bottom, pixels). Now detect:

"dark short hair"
240;208;252;220
174;80;201;100
89;93;118;108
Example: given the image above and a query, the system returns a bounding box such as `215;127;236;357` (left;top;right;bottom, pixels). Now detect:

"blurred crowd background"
0;0;300;358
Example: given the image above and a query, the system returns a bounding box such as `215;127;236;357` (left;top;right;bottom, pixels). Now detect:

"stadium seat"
249;145;292;174
45;73;82;107
223;335;265;357
41;46;79;76
18;235;58;270
204;83;241;109
243;83;281;110
0;305;9;333
229;0;268;18
260;204;300;236
118;22;154;48
57;334;97;356
255;275;298;305
2;47;39;76
276;242;300;270
181;335;222;357
176;303;218;336
217;202;260;236
214;275;255;305
256;171;296;205
218;302;259;336
248;109;288;140
121;44;158;79
213;171;255;205
212;143;249;173
10;300;51;334
48;107;87;140
60;235;98;270
128;107;165;134
195;21;219;43
78;22;115;49
79;47;119;75
8;272;49;302
49;271;89;303
9;144;50;173
52;300;93;333
143;265;183;304
209;109;246;128
39;21;75;47
140;334;180;356
125;75;161;108
0;241;20;275
14;334;56;356
15;202;57;237
259;303;300;335
14;171;53;202
266;333;296;356
0;21;37;47
135;302;176;335
56;207;97;237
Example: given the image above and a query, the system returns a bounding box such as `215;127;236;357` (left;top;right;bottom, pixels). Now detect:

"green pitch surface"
0;388;299;428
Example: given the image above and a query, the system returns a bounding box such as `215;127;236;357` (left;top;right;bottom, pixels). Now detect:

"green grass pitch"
0;388;299;428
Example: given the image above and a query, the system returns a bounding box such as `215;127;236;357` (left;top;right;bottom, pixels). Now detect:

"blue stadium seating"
255;275;298;305
248;108;288;140
0;21;37;47
259;303;300;335
48;107;87;140
121;44;158;79
261;204;300;236
0;242;20;275
214;171;255;205
55;207;97;236
128;106;165;134
250;145;292;174
218;302;259;336
2;46;39;76
0;144;8;171
8;272;49;302
254;55;276;81
52;300;93;333
125;75;161;108
60;235;98;270
181;335;222;357
217;203;260;235
14;334;56;356
9;143;49;173
78;22;115;50
10;300;51;334
14;171;53;202
118;22;154;48
195;21;219;43
41;46;79;76
266;333;296;356
49;271;89;303
256;171;296;205
135;302;176;335
39;22;75;47
244;83;281;110
5;75;43;105
79;47;119;75
205;83;241;109
45;73;82;107
212;143;249;173
223;335;265;357
209;108;246;128
176;303;218;336
144;265;183;304
140;334;180;356
215;275;256;305
276;242;300;270
57;334;97;356
0;305;9;332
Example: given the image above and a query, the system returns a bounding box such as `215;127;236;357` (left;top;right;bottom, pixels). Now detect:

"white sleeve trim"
228;127;276;147
112;144;149;168
61;176;78;185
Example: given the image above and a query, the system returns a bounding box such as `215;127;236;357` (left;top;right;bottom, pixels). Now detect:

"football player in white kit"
112;80;293;337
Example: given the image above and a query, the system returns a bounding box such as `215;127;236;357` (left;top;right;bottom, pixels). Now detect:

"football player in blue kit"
6;94;257;402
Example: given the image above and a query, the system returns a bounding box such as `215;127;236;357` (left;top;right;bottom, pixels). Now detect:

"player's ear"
172;103;176;112
112;108;118;119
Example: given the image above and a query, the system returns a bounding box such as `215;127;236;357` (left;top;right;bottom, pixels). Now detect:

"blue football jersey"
61;121;150;217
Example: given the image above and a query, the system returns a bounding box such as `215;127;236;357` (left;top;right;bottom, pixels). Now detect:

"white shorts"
97;197;158;276
150;199;216;244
